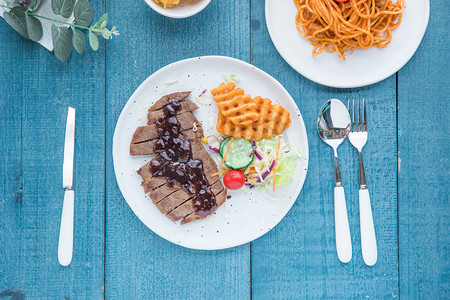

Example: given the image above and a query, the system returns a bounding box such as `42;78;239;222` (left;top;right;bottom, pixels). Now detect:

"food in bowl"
153;0;200;9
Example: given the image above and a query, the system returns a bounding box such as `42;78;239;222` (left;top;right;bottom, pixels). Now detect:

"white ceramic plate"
113;56;309;250
145;0;211;19
265;0;429;88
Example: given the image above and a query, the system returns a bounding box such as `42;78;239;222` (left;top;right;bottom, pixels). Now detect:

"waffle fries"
252;96;291;141
211;83;259;126
212;83;291;141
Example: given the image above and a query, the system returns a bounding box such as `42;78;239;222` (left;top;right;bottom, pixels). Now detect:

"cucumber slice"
219;137;254;169
219;136;231;155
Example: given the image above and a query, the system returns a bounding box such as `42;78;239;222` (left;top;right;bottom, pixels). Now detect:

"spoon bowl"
318;99;351;152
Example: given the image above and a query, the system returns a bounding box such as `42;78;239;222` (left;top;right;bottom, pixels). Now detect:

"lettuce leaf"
275;158;297;186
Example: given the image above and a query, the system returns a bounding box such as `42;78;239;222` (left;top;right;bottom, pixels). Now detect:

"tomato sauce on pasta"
294;0;405;60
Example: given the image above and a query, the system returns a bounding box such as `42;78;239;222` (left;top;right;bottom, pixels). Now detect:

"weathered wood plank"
104;1;250;299
398;0;450;298
250;2;399;298
0;3;105;298
0;23;26;300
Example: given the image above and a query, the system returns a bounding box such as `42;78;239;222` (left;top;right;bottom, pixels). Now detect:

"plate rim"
112;55;309;250
265;0;430;88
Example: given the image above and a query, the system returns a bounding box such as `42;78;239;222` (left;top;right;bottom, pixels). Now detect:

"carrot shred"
248;161;264;169
219;137;234;167
249;173;257;184
273;136;281;192
212;169;229;177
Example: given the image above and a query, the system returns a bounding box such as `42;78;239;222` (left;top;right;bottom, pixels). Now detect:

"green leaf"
25;13;43;42
51;0;76;18
72;28;85;54
3;9;29;39
51;24;73;62
102;30;111;40
74;0;93;27
88;30;98;51
92;13;107;35
30;0;37;10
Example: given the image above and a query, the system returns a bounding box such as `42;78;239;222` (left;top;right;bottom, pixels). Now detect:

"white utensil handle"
334;186;352;263
58;189;74;266
359;189;377;266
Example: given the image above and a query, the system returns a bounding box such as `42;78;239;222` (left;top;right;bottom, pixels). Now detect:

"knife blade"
63;107;75;189
58;107;76;266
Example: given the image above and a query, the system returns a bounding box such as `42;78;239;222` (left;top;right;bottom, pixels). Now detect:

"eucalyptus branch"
0;4;117;35
1;5;82;29
0;0;118;62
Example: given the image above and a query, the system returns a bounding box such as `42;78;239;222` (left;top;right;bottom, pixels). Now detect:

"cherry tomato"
223;170;245;190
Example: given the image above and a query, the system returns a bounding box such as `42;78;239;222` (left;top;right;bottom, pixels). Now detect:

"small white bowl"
144;0;212;19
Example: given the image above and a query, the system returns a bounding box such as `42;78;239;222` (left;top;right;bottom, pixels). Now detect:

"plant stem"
0;4;102;32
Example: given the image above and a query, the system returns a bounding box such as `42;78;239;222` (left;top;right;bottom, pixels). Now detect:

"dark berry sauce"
149;99;216;217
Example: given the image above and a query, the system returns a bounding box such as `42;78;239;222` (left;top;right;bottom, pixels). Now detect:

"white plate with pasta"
265;0;429;88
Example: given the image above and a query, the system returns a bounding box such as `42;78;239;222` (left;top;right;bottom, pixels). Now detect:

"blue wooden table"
0;1;448;299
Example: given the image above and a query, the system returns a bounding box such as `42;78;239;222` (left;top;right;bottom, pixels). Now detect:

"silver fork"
348;99;377;266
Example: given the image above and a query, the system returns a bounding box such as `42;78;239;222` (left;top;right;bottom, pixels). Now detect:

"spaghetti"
294;0;405;60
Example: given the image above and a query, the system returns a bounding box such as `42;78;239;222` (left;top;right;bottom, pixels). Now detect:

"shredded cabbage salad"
223;74;241;84
204;134;301;194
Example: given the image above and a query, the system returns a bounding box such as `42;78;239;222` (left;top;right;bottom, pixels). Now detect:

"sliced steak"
137;144;219;194
166;200;194;222
138;162;167;193
173;190;227;224
131;112;202;144
146;171;220;203
135;132;217;182
147;100;198;125
191;143;218;174
149;182;180;203
182;190;227;224
137;162;152;180
157;180;224;217
149;91;191;112
131;127;204;156
142;177;167;194
166;181;226;222
143;142;224;222
132;92;227;225
155;189;192;215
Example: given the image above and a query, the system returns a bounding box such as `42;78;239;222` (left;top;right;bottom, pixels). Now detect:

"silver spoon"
317;99;352;263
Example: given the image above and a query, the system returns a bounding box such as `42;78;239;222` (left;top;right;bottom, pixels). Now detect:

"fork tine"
347;99;350;113
352;98;356;132
347;99;352;131
357;98;361;132
363;98;367;132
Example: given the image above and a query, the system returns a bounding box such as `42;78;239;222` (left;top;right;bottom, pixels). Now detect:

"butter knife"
58;107;76;266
